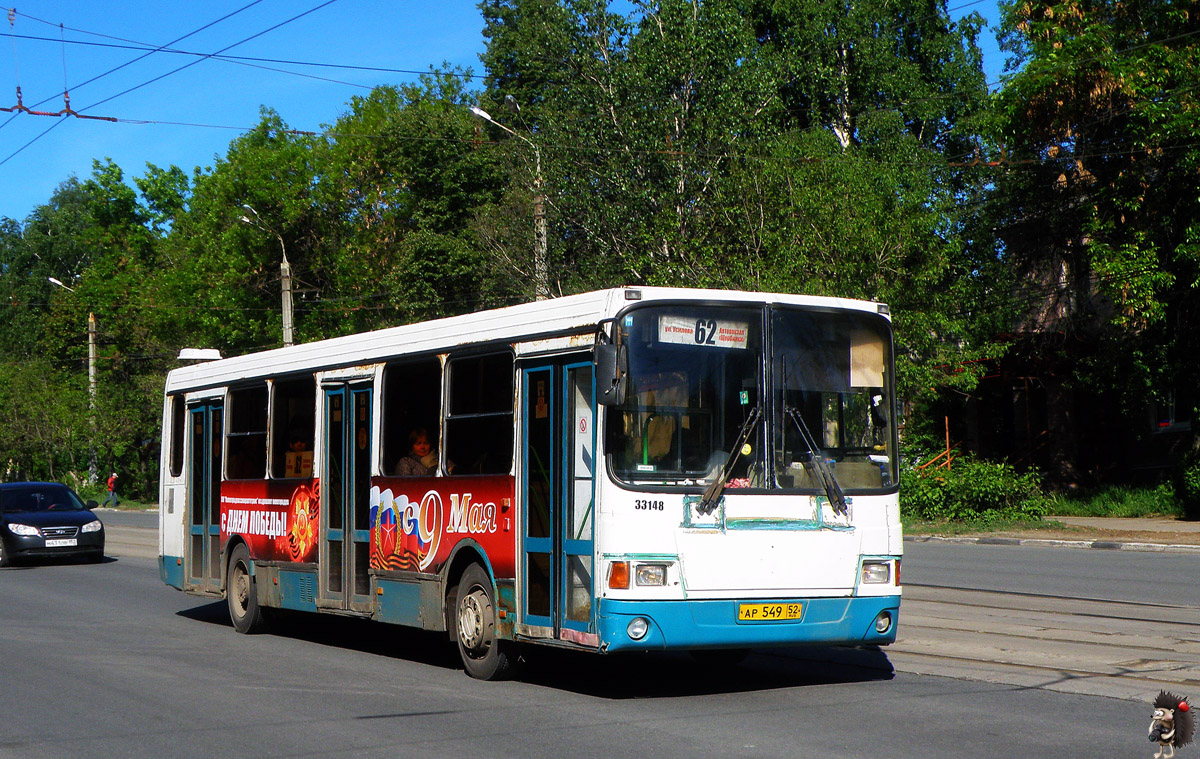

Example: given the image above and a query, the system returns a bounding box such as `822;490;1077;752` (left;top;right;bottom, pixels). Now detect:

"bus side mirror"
596;343;627;406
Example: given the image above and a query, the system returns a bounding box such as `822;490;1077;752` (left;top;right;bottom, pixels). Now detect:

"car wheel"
454;563;515;680
227;543;267;634
0;538;10;568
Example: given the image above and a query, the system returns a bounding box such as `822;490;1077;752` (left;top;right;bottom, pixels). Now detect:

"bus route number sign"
658;315;749;350
737;602;803;622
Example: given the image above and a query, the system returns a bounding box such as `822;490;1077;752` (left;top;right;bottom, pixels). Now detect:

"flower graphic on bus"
284;481;319;562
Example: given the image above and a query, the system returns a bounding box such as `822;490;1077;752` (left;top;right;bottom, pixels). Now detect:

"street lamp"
239;205;295;347
48;277;98;484
469;104;550;301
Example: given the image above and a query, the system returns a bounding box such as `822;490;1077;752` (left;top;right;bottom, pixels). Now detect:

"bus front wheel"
227;543;268;634
454;563;514;680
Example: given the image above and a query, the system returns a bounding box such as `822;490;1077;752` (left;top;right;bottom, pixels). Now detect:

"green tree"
313;72;509;332
989;0;1200;483
478;0;993;401
156;110;326;352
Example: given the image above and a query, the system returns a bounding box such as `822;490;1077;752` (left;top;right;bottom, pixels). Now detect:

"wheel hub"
233;564;249;610
458;591;486;651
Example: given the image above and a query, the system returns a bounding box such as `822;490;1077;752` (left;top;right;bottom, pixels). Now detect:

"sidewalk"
907;516;1200;553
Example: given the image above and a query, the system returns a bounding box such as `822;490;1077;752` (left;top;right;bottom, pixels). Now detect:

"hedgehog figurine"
1150;691;1194;759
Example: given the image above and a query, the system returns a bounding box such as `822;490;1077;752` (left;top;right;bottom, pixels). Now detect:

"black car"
0;482;105;566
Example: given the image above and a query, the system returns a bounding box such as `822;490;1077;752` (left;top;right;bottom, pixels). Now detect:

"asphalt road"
93;509;157;530
902;540;1200;607
0;554;1157;759
79;518;1200;702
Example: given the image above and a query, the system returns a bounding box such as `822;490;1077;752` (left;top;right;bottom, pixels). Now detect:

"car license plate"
45;538;77;548
738;602;803;621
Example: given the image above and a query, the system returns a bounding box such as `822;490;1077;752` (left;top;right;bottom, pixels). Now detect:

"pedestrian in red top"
104;472;118;508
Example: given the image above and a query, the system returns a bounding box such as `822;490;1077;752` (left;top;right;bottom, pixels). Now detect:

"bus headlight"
635;563;667;586
627;617;649;640
861;561;891;584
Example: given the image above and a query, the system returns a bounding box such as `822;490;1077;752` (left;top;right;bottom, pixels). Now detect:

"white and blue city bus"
158;287;900;679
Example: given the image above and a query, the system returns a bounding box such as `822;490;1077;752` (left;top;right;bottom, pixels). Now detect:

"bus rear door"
186;400;222;595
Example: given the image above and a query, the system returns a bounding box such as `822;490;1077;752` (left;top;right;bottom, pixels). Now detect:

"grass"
902;517;1075;536
99;499;157;511
1047;484;1181;519
903;484;1182;535
76;489;156;510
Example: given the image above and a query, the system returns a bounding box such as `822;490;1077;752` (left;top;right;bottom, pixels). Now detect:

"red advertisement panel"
370;475;516;579
220;479;319;563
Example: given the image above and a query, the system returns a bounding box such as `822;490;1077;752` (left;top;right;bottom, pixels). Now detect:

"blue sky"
0;0;1004;224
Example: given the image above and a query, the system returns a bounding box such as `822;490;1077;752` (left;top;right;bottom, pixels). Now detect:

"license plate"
45;538;77;548
738;602;803;622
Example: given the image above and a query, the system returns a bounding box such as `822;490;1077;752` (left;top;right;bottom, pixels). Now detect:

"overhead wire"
0;0;341;167
5;30;476;83
1;0;266;122
77;0;341;116
0;0;272;168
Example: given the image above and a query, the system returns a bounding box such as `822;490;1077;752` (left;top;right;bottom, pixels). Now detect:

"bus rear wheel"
227;543;268;634
454;563;514;680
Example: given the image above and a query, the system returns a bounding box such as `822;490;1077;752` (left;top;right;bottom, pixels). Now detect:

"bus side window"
169;394;186;477
270;377;316;478
445;353;514;475
227;384;268;480
382;357;443;476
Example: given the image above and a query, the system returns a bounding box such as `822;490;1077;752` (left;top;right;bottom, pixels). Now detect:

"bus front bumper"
597;595;899;653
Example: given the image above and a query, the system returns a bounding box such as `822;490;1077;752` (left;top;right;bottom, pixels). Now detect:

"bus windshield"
771;307;896;493
607;304;897;493
608;306;763;486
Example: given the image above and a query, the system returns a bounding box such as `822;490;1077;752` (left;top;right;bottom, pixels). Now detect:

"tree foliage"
7;0;1191;499
984;0;1200;481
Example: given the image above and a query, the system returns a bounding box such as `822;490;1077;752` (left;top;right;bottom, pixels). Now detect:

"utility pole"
240;205;295;347
49;277;98;484
87;311;97;483
469;104;549;301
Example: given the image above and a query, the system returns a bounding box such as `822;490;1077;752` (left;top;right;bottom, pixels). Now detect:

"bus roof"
164;286;886;394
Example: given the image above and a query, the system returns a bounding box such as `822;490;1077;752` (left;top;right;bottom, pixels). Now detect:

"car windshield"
0;485;86;513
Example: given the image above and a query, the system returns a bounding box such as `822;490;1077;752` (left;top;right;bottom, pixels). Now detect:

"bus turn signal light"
608;561;630;589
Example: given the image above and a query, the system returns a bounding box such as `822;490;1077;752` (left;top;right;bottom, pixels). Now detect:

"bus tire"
227;543;267;634
454;563;514;680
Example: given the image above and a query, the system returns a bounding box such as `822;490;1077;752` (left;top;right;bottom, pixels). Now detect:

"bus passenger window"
227;384;268;479
270;377;316;478
383;357;443;476
169;394;186;477
445;353;514;475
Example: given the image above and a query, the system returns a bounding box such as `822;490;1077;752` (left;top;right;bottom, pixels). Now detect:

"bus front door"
186;400;223;595
319;383;374;613
522;360;596;643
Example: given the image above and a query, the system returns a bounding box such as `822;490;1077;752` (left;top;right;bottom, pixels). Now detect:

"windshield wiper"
697;406;761;516
783;405;848;517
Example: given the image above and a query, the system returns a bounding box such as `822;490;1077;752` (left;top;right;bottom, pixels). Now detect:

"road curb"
906;534;1200;553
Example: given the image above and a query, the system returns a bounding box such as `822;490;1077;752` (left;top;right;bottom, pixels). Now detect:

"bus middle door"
319;382;374;613
522;359;596;645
